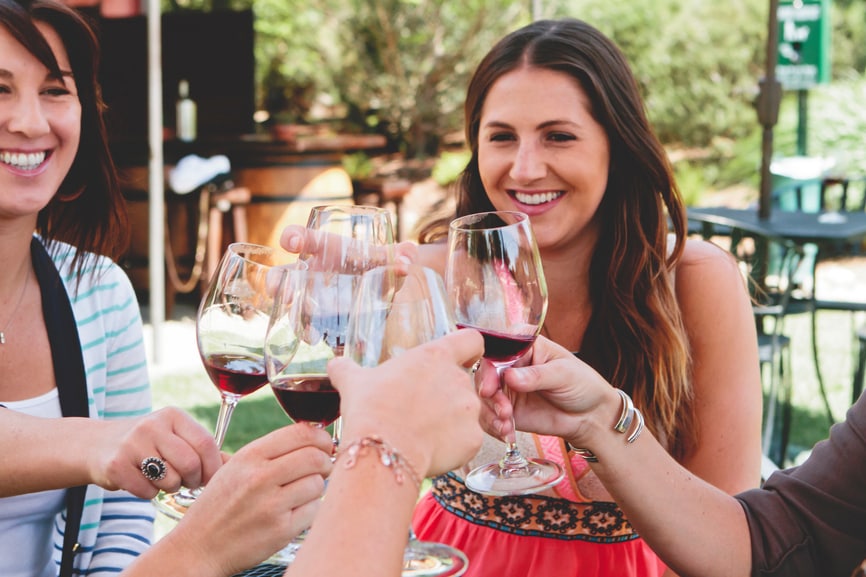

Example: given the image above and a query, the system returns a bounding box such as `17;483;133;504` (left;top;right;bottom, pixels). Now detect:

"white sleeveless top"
0;389;66;577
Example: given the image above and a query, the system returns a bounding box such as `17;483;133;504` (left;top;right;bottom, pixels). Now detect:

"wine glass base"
152;487;200;521
464;458;564;496
403;540;468;577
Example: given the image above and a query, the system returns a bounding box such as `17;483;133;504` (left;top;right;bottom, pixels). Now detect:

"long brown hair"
2;0;129;277
418;18;694;458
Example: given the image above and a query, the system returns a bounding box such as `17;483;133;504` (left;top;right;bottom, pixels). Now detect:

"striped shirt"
42;238;155;575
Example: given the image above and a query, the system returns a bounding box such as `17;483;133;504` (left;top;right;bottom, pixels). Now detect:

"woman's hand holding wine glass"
445;211;564;496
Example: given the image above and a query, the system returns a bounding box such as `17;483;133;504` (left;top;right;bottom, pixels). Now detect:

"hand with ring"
89;407;223;499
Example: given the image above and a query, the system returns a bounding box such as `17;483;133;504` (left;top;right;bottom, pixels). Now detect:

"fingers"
239;423;334;464
446;328;485;370
280;225;309;255
395;241;418;263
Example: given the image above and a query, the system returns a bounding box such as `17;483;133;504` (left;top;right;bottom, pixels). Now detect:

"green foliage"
431;150;471;187
341;151;375;180
673;160;707;206
805;73;866;175
557;0;766;147
325;0;531;157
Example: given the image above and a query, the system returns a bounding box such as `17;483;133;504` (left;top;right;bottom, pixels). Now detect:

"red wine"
203;354;268;396
271;375;341;426
456;324;535;364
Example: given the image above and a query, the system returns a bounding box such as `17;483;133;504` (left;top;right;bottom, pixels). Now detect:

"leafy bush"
558;0;766;147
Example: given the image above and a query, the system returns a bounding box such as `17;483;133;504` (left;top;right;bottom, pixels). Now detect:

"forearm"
571;391;753;577
287;441;422;577
0;412;100;495
121;528;227;577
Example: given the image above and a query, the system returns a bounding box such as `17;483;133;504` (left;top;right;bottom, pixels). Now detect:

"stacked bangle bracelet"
566;388;644;462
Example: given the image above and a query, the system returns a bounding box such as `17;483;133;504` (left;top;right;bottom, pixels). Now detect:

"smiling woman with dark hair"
0;0;146;574
411;18;763;576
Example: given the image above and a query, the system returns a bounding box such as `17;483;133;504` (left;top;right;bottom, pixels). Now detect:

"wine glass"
346;263;468;577
264;204;395;564
154;242;292;520
445;211;563;496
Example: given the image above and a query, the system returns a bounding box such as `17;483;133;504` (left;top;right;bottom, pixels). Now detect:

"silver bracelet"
566;388;645;462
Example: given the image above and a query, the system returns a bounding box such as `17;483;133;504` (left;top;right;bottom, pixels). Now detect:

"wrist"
565;388;644;462
340;422;432;479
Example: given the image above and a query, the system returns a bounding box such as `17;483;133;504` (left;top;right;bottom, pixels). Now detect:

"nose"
508;139;546;183
7;95;51;137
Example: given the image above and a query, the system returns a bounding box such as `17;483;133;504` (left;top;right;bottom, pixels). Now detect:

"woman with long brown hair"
411;18;763;576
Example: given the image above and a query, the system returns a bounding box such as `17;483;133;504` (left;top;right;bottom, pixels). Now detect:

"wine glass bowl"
446;211;563;496
265;269;350;431
154;243;294;520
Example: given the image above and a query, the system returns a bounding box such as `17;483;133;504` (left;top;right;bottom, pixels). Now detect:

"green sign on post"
777;0;831;90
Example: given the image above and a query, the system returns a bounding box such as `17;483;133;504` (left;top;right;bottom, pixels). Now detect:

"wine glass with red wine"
446;211;563;496
346;262;469;577
263;204;395;565
154;242;295;519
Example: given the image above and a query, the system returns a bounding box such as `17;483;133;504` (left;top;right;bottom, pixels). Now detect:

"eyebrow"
0;68;74;81
482;119;580;130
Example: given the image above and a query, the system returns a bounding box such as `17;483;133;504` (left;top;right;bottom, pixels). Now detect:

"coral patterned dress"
412;432;668;576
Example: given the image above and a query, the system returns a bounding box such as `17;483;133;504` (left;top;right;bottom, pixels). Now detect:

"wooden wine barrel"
232;152;354;250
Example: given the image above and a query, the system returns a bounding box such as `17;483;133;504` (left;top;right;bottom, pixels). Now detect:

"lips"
1;150;48;171
512;190;564;206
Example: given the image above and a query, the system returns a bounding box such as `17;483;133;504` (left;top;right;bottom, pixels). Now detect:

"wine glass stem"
213;393;241;449
497;368;531;472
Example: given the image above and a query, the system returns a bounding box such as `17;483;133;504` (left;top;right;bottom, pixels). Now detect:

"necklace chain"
0;270;30;345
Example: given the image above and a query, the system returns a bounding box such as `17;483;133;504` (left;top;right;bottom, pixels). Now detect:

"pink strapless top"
411;434;668;577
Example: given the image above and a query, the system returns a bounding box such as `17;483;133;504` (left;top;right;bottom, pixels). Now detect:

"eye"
547;131;576;143
488;131;515;143
42;87;71;97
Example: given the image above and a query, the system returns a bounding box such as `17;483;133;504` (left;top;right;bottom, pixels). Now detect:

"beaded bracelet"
565;388;644;462
337;435;422;493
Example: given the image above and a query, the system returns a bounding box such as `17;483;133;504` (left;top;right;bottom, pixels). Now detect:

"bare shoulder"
677;237;741;278
675;237;750;308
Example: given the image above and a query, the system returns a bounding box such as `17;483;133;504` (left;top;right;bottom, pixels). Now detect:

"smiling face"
477;66;610;251
0;21;81;221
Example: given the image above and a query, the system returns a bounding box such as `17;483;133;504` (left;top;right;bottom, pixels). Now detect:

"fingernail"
287;236;301;252
494;405;501;417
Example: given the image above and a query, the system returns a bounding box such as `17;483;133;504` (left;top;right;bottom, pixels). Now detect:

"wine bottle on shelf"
176;79;197;142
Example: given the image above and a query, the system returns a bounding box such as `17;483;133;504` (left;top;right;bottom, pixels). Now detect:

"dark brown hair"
418;18;694;457
1;0;129;276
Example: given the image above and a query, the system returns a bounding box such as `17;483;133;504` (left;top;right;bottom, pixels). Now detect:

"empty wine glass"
346;263;469;577
446;211;563;496
264;204;395;565
154;242;292;520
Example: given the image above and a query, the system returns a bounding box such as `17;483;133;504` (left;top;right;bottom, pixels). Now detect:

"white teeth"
514;191;563;205
0;151;47;171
